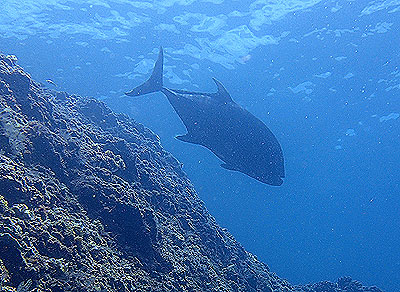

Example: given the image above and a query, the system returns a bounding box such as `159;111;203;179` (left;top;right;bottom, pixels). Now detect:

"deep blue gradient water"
1;1;399;291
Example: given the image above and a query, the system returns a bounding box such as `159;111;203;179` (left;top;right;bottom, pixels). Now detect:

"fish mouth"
269;177;284;186
256;175;283;186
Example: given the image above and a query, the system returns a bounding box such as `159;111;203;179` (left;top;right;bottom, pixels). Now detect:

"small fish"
46;79;57;87
17;279;32;292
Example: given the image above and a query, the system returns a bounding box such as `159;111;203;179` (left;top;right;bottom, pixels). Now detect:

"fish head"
229;159;284;186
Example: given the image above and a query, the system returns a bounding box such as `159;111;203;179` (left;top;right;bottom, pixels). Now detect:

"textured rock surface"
0;54;382;292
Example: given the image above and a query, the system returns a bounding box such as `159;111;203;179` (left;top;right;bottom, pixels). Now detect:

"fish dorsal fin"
212;78;233;103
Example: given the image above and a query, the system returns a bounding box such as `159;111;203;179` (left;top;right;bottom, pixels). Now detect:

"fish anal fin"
176;134;198;144
220;163;239;171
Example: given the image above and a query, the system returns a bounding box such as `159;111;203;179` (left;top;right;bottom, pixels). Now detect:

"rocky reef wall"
0;54;382;292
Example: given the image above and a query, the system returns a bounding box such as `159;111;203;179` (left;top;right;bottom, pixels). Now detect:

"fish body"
126;47;285;186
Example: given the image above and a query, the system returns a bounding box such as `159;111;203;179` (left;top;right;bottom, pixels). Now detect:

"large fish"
126;47;285;186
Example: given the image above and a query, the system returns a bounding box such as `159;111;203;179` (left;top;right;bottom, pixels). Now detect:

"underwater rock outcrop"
0;54;382;292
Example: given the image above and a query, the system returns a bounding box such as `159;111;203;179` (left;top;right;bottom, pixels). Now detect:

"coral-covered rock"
0;54;383;292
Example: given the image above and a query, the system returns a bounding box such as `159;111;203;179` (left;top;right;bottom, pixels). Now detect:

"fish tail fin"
125;47;164;97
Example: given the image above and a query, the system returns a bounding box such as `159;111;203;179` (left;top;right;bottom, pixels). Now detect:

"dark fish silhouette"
126;47;285;186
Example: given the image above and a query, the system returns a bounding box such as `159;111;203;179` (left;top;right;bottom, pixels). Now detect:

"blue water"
1;1;399;291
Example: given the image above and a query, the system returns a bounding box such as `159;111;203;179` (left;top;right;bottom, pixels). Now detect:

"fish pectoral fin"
220;163;239;171
175;134;198;144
